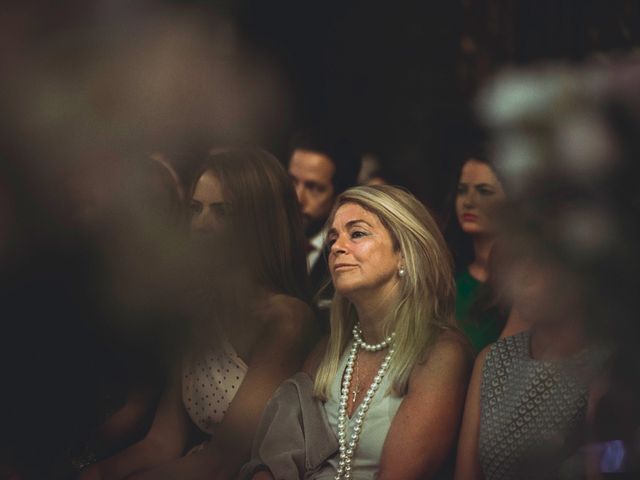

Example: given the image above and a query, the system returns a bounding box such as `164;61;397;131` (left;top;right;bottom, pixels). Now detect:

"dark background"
5;0;640;214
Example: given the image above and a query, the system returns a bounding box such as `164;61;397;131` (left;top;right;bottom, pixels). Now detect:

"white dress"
314;345;403;479
182;338;248;434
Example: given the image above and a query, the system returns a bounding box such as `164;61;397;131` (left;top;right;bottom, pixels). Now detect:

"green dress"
455;269;502;354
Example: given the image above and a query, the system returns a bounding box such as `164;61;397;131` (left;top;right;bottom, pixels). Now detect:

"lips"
333;263;357;272
462;213;478;222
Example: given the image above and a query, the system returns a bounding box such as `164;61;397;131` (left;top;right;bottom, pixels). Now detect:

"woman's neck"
352;283;400;344
468;235;494;282
530;317;587;361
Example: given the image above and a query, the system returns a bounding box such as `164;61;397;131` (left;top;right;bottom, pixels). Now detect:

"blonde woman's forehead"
331;202;381;228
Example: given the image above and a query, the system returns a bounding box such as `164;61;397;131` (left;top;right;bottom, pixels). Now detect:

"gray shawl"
237;372;338;480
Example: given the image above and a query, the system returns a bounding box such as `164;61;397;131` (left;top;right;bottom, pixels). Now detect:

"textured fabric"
182;339;248;434
455;268;502;353
479;331;597;480
237;372;338;480
313;343;403;479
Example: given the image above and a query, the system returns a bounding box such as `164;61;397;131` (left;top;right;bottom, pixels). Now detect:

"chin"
461;224;487;236
333;280;361;299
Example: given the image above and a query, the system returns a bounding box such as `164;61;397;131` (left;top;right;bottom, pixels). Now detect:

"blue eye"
351;231;366;239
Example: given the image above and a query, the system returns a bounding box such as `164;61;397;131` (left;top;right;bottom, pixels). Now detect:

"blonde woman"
243;185;472;480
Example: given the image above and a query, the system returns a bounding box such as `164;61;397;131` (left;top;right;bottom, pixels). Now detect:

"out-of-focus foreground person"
86;154;188;459
241;185;472;480
81;148;315;480
455;59;640;479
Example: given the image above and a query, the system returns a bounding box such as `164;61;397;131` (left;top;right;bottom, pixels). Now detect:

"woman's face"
501;255;583;326
327;202;402;301
456;159;505;236
189;170;227;235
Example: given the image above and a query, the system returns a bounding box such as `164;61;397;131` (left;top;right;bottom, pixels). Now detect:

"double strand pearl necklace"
352;324;395;351
335;324;395;480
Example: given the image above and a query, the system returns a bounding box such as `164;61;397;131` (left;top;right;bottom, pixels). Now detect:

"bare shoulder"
410;329;474;388
424;328;474;367
303;336;329;378
260;294;314;332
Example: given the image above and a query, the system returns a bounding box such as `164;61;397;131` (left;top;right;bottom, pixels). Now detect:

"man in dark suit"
288;130;360;329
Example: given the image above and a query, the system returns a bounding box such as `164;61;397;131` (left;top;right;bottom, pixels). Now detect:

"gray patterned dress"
479;331;600;480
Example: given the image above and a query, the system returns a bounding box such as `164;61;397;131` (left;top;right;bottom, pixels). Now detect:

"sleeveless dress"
479;331;603;480
182;338;248;434
313;343;403;479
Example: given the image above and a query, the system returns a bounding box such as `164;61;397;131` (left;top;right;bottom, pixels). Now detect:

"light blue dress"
313;343;403;479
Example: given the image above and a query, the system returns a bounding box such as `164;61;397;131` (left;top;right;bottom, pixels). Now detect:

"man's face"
289;149;336;237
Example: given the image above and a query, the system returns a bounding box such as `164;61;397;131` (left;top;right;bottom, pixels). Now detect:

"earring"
398;267;406;278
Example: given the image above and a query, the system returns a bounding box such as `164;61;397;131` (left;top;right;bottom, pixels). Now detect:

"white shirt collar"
307;227;327;271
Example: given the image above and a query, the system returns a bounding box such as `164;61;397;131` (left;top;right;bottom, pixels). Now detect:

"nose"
295;183;307;209
191;211;219;235
330;234;347;256
462;190;476;209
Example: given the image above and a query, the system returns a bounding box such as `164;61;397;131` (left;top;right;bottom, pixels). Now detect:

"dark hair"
443;132;502;272
191;148;310;304
289;128;361;196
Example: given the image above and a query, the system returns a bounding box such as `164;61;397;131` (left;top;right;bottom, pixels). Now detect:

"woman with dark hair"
81;148;315;480
449;143;508;353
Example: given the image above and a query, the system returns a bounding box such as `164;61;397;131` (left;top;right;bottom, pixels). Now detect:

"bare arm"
129;297;315;480
79;369;189;480
94;385;157;451
377;331;473;480
453;346;490;480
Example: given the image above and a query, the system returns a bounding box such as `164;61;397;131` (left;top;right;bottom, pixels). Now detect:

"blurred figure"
455;248;605;480
288;129;361;325
357;154;390;186
81;148;316;480
241;186;472;480
149;152;186;211
456;58;640;479
84;154;188;460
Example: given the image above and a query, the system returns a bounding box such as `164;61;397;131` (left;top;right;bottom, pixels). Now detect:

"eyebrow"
190;199;227;208
328;219;373;236
458;181;496;188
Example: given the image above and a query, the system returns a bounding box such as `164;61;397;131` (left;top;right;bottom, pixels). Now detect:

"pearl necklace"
335;325;395;480
352;324;395;352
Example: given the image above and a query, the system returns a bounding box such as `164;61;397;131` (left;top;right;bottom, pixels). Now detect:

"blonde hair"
314;185;455;399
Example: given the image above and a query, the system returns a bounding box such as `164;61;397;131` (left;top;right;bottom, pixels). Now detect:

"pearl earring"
398;266;406;277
